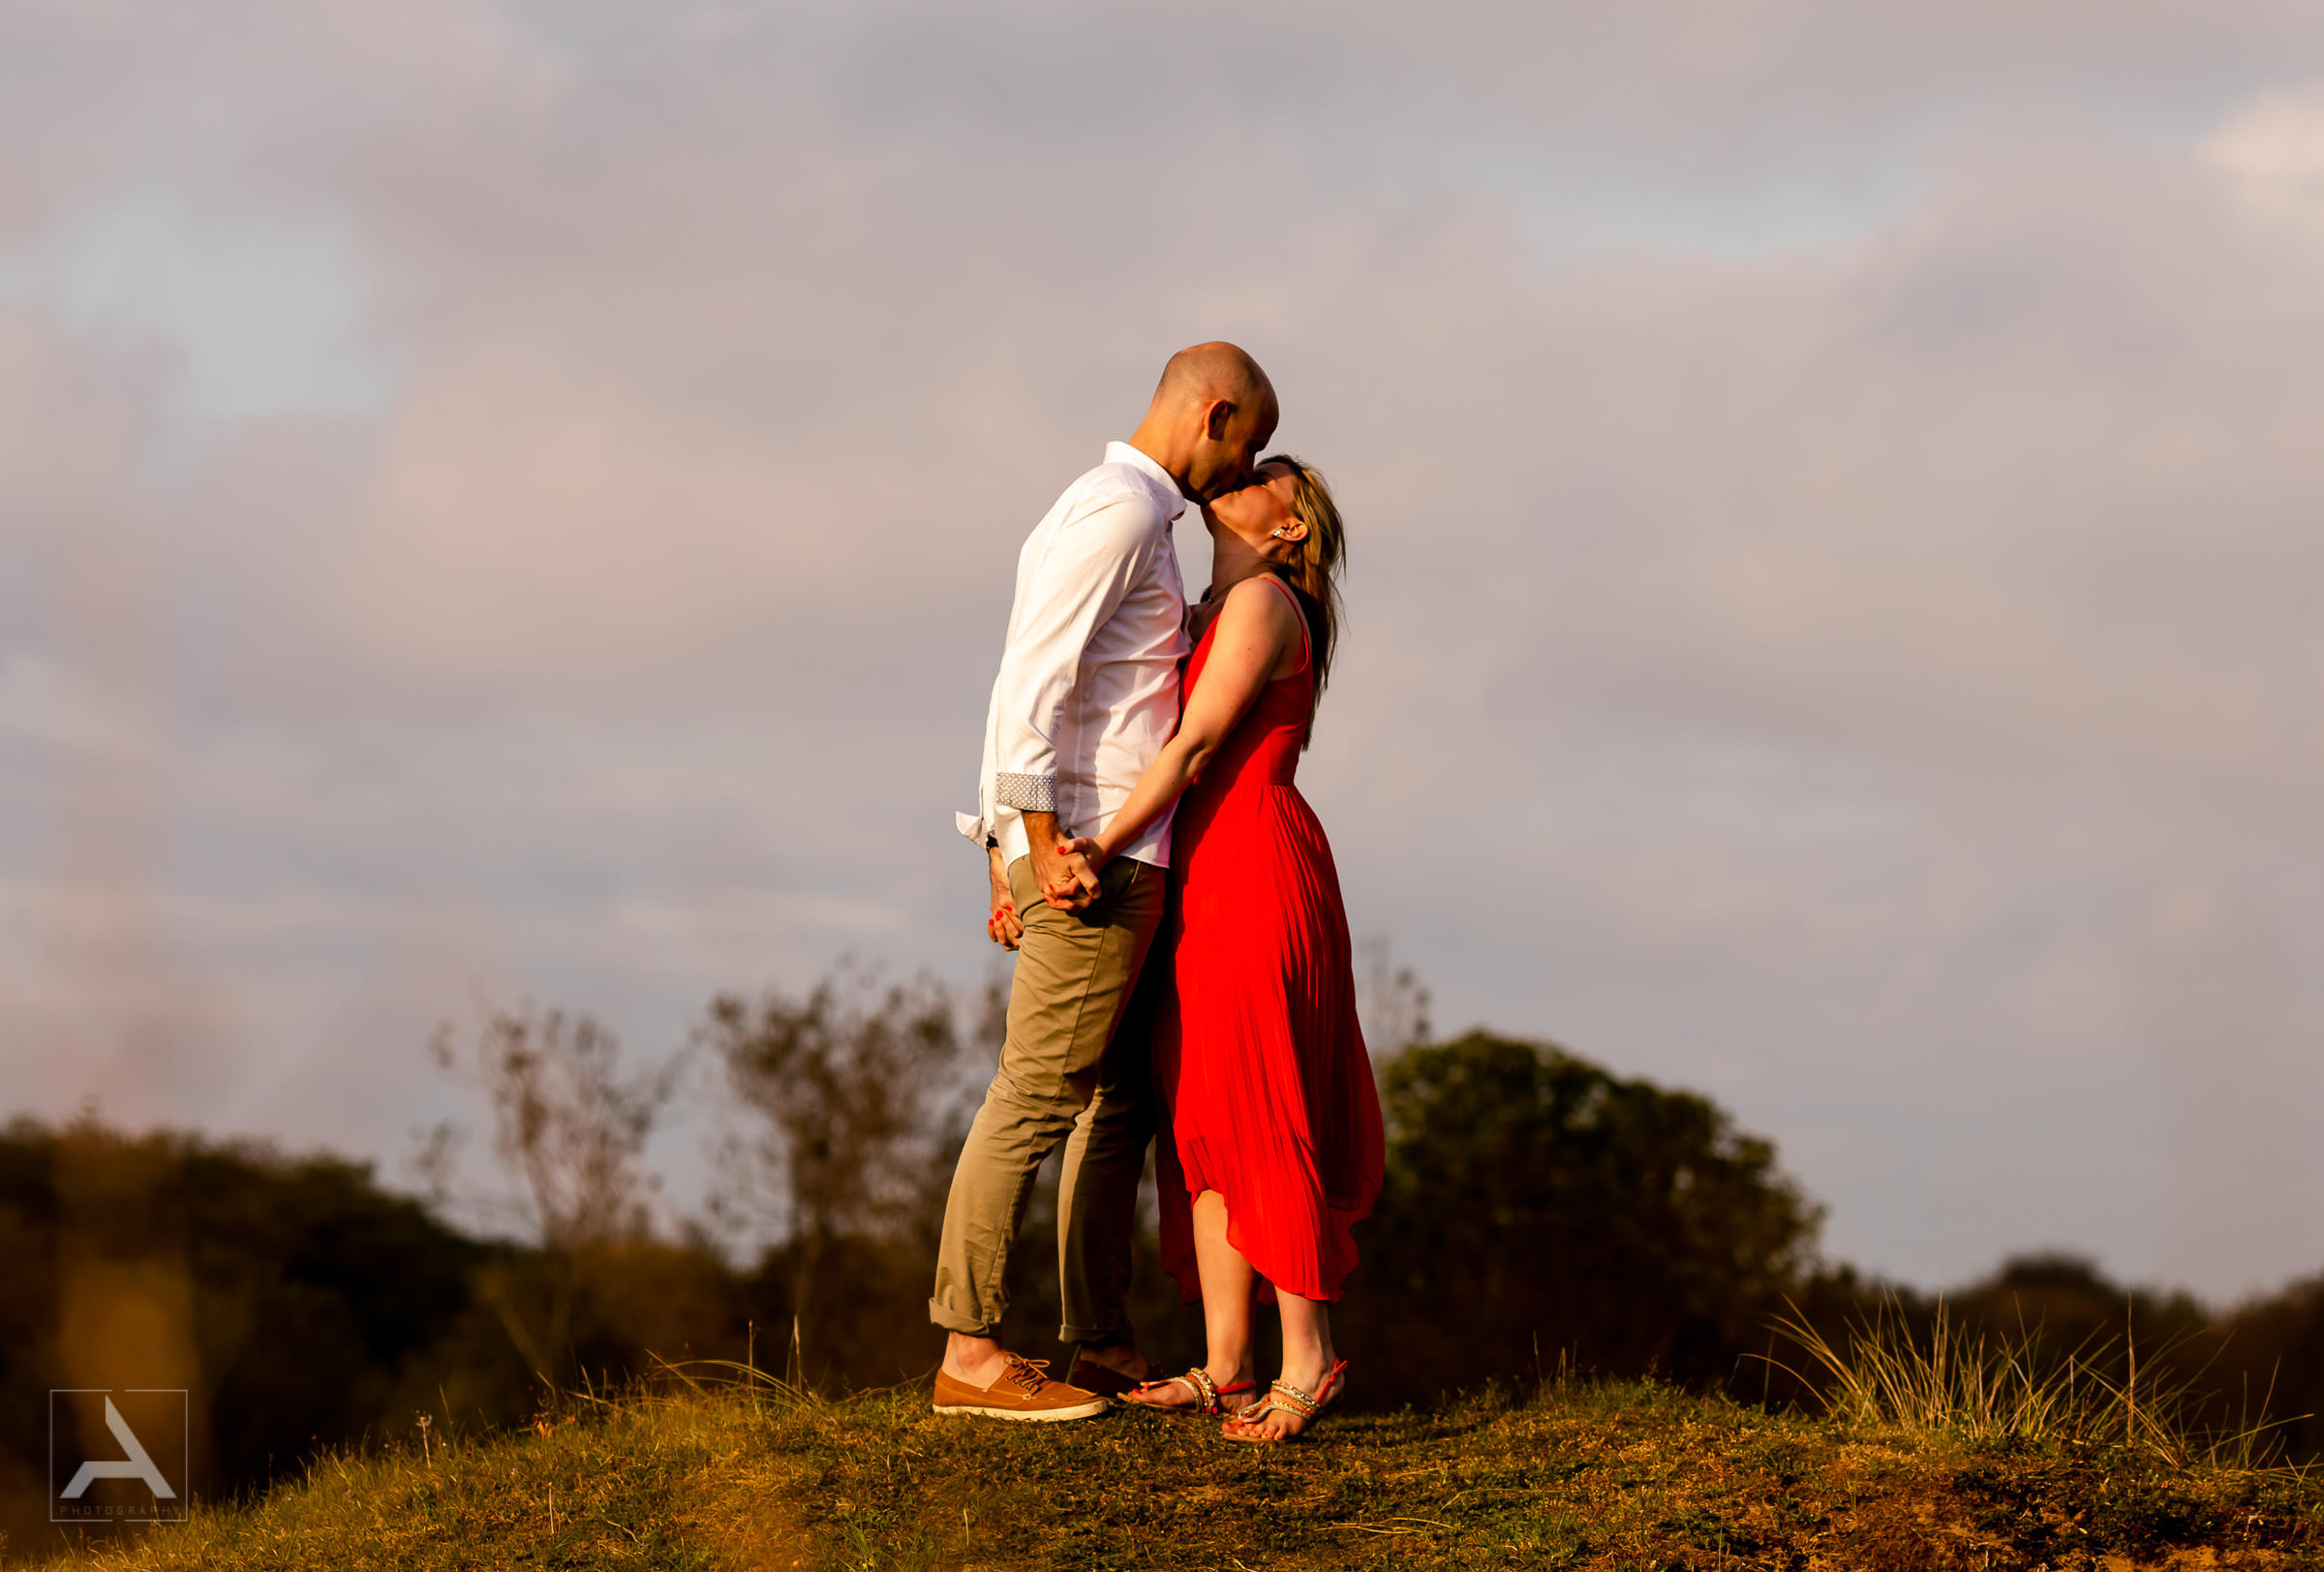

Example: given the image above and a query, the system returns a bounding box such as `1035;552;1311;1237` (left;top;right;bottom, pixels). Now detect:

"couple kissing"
933;342;1385;1443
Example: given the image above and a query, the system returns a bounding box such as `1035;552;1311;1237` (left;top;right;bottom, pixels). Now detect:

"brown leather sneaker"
1066;1345;1155;1399
933;1355;1109;1422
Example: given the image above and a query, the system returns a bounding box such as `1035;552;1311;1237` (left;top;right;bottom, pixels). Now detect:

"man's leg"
929;855;1163;1390
1057;902;1163;1365
930;1074;1074;1380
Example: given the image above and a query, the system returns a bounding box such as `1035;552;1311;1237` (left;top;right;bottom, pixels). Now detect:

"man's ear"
1203;398;1237;441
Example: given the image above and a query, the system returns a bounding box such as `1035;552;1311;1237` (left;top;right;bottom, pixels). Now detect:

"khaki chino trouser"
929;853;1165;1343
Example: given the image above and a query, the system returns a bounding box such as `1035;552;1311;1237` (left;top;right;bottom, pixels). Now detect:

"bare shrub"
698;968;985;1384
423;1002;688;1380
1358;934;1432;1056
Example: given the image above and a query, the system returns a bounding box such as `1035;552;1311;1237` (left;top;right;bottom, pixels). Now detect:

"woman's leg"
1191;1189;1256;1389
1124;1187;1256;1411
1226;1286;1342;1440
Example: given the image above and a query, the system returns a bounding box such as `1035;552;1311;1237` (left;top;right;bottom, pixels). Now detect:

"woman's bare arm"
1052;578;1301;883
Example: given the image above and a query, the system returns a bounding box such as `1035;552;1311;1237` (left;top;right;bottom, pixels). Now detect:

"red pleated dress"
1154;577;1386;1306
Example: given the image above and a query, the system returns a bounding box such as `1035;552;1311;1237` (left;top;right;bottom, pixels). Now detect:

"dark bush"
0;1119;486;1548
0;1117;748;1555
1343;1032;1824;1404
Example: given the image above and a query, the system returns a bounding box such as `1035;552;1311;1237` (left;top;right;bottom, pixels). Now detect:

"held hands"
1042;837;1108;909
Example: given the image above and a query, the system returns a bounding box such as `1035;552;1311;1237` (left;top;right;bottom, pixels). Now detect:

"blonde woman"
1051;455;1384;1441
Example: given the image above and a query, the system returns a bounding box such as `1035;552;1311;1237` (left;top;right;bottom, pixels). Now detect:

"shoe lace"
1002;1356;1053;1395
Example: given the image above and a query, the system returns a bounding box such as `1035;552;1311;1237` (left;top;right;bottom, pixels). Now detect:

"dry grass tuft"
1772;1297;2313;1472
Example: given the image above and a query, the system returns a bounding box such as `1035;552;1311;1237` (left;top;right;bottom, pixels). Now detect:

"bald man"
935;344;1278;1420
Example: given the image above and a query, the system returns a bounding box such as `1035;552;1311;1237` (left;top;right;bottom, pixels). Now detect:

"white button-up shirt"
958;442;1190;870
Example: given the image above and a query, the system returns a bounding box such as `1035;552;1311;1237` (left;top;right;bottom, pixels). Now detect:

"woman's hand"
987;848;1024;949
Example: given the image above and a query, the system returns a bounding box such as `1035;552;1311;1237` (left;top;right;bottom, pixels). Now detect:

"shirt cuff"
956;811;988;845
994;772;1057;813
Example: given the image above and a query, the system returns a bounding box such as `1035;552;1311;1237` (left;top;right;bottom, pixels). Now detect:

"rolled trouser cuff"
928;1297;999;1338
1057;1322;1132;1346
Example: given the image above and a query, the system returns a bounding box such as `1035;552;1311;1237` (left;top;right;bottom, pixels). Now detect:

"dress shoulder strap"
1254;572;1311;676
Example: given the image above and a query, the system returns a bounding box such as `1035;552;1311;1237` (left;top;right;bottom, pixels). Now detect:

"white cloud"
2204;80;2324;245
0;188;396;434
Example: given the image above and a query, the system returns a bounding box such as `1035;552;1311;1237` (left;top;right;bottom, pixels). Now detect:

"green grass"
23;1362;2324;1571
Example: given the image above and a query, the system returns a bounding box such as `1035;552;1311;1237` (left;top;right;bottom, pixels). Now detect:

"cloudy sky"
5;0;2321;1300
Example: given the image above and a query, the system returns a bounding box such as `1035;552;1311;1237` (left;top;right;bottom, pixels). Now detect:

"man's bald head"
1130;341;1280;502
1153;342;1274;416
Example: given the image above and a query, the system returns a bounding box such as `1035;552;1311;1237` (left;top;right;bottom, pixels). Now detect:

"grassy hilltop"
30;1373;2324;1572
16;1036;2324;1553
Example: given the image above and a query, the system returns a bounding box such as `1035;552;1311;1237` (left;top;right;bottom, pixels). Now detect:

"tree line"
4;967;2321;1551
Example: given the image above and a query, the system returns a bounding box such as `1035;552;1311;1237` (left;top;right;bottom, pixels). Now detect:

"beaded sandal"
1221;1360;1348;1443
1122;1367;1258;1418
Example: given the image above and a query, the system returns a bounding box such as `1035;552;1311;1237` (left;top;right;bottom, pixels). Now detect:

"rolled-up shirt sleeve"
990;496;1157;814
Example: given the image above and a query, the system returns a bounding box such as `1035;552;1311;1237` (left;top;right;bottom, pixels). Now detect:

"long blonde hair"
1262;453;1346;746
